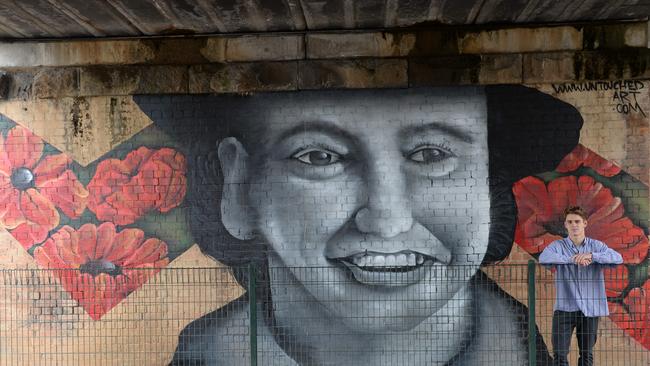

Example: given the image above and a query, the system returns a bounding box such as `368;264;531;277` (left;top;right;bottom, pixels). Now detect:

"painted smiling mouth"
338;250;437;272
329;250;450;286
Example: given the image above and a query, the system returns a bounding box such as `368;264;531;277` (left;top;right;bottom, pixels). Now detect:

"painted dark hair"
136;85;583;268
484;85;583;262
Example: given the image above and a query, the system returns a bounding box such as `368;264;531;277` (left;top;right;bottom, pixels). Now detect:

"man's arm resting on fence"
539;242;573;265
591;240;623;266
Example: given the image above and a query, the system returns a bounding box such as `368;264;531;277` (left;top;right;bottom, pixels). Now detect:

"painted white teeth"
407;253;416;266
385;255;396;266
396;254;407;266
349;253;433;268
374;256;386;266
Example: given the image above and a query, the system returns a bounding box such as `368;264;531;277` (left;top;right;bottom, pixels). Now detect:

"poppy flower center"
11;167;35;190
79;259;122;277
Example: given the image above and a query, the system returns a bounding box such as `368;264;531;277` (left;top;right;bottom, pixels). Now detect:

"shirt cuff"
592;252;618;264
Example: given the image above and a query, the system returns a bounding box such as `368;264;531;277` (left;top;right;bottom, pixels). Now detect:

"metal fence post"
248;264;258;366
527;259;537;366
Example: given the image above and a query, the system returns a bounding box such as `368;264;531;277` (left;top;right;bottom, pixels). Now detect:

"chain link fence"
1;264;648;365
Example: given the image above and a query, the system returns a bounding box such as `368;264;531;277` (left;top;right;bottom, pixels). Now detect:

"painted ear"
218;137;255;240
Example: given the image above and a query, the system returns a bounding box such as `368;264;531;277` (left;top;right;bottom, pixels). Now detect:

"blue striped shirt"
539;237;623;317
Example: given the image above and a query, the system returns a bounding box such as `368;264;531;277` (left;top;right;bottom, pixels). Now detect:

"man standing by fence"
539;206;623;366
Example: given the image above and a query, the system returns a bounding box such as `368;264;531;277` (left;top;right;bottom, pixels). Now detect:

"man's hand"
572;252;593;266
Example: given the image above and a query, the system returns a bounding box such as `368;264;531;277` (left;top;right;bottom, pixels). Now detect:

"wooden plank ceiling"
0;0;647;39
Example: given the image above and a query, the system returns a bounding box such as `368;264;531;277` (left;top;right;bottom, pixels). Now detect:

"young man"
539;206;623;366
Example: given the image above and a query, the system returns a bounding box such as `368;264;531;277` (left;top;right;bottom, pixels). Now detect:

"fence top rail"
0;262;626;273
0;262;628;273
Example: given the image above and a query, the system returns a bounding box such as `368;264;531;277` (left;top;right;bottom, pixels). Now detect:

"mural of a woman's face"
219;88;490;332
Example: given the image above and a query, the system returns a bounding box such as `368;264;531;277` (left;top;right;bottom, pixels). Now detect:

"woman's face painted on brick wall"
218;88;490;331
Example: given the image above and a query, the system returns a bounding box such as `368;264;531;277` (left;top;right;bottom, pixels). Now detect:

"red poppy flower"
603;265;630;298
0;126;88;249
513;175;649;264
34;222;170;320
557;144;621;177
609;281;650;350
87;147;187;225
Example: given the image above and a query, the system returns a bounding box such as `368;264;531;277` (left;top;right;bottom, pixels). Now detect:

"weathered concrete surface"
0;96;152;166
459;26;583;54
410;54;524;86
33;68;79;98
409;56;482;86
3;51;650;97
478;54;523;84
0;23;646;97
0;22;645;68
200;35;304;62
583;23;649;49
306;32;416;58
0;40;156;67
79;66;189;96
2;71;34;100
225;35;304;62
299;59;408;89
189;62;298;93
524;52;577;83
573;49;650;80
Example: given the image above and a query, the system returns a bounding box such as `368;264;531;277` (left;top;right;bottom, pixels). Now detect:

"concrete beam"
0;22;646;68
0;21;648;98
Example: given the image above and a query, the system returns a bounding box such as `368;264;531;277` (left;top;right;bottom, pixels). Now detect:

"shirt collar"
565;236;587;247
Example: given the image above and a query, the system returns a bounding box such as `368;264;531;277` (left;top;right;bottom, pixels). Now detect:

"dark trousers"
552;310;599;366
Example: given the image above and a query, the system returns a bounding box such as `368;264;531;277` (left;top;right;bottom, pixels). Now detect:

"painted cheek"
300;178;362;266
252;167;361;265
409;159;490;261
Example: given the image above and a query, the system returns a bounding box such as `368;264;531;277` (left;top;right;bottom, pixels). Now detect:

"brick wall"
0;23;649;365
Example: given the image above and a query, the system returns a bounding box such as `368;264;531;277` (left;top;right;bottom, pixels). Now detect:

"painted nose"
354;162;414;238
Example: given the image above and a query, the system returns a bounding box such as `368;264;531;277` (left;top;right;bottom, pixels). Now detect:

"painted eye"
408;147;450;163
294;150;342;166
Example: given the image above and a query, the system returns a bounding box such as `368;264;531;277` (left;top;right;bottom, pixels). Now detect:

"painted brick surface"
0;82;648;365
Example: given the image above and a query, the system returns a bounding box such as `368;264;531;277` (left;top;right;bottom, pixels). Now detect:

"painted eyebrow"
399;122;474;143
273;121;358;145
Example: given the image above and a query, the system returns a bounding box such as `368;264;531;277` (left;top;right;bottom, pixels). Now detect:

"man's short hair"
563;206;588;221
